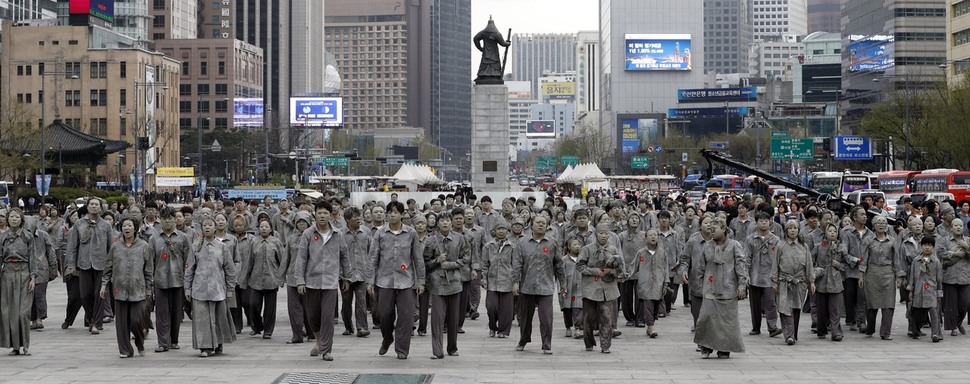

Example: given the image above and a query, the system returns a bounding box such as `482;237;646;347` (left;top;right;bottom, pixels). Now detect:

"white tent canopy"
391;164;444;185
557;164;575;183
561;162;607;183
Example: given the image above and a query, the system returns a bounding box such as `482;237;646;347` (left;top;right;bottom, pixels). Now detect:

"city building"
0;20;181;189
841;0;946;132
576;30;600;114
537;71;576;104
505;81;536;149
148;0;197;40
791;31;840;103
524;102;576;151
703;0;754;75
748;35;804;78
112;0;151;41
753;0;807;42
0;0;56;22
324;0;409;131
947;0;970;83
806;0;839;34
600;0;707;170
508;33;577;96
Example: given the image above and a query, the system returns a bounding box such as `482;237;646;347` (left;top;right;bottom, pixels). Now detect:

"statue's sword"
501;28;512;76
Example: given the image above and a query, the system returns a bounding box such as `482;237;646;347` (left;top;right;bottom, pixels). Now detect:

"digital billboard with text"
233;98;264;128
848;35;894;72
526;120;556;139
69;0;114;23
625;34;692;71
290;97;343;127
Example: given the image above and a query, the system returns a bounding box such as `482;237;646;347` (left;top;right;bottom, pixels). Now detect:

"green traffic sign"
561;155;579;166
770;138;814;160
771;131;789;138
536;156;557;170
323;156;349;167
631;155;650;169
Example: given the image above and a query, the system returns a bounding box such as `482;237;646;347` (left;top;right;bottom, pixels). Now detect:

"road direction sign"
536;156;557;170
561;155;579;166
770;131;789;138
833;136;873;160
770;138;814;160
632;155;650;169
323;156;349;167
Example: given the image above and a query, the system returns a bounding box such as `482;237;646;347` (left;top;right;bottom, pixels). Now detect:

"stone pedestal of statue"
470;84;510;192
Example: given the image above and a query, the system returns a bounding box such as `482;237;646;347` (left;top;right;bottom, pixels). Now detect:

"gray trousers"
114;300;146;357
469;272;482;312
341;281;369;333
690;295;703;325
641;299;663;326
154;287;184;348
943;283;970;330
865;308;894;338
583;298;615;350
486;290;514;335
431;293;461;357
458;281;470;329
910;306;942;339
518;294;553;350
749;286;779;332
780;309;801;341
30;282;48;321
815;292;843;339
377;287;416;356
306;289;338;355
844;277;866;326
78;268;104;329
250;288;277;335
285;286;311;342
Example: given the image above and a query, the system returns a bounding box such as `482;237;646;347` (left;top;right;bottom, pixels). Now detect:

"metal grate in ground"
273;373;433;384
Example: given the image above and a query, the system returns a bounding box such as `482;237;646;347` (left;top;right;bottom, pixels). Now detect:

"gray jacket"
481;238;516;293
908;255;943;308
423;231;469;296
619;230;646;280
513;234;565;296
813;240;848;293
942;235;970;285
148;230;193;289
745;232;780;288
294;227;353;290
247;235;285;290
341;226;371;283
839;226;875;279
66;217;112;271
367;225;425;289
576;242;623;302
699;239;749;300
185;238;237;301
101;238;154;302
633;245;668;301
233;233;255;288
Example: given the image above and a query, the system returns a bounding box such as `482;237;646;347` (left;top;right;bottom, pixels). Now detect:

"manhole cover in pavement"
273;373;433;384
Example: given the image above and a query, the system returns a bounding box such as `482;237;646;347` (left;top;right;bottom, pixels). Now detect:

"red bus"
911;169;970;203
876;170;920;202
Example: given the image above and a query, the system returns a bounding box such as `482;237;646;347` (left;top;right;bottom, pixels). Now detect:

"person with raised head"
1;208;56;356
279;211;314;344
656;210;684;316
576;223;624;354
772;220;815;345
840;206;874;333
423;210;469;359
228;213;254;335
246;220;285;340
942;218;970;336
513;215;565;355
679;215;715;331
367;201;425;360
633;229;668;339
619;212;646;328
744;211;782;337
482;218;517;339
100;217;153;358
65;197;113;335
694;219;748;359
295;200;353;361
860;215;901;340
185;216;237;357
813;223;849;341
148;206;193;352
907;236;944;342
339;206;371;338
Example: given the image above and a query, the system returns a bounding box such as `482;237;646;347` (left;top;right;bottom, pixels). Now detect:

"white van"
844;189;885;206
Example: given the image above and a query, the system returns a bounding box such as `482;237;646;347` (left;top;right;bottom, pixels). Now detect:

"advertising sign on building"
526;120;556;138
624;34;692;71
70;0;114;23
290;97;343;127
677;87;757;103
233;98;264;127
541;82;576;101
144;65;157;172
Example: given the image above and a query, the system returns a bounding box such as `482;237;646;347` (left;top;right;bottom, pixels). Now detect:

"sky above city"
471;0;599;35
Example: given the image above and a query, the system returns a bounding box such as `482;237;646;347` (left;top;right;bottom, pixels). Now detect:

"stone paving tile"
4;288;970;383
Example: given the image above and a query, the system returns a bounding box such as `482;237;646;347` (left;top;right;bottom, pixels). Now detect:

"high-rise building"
113;0;151;41
505;81;536;149
753;0;807;42
946;0;970;83
703;0;754;75
0;0;56;21
841;0;946;132
748;35;803;78
806;0;840;34
289;0;326;98
601;0;707;171
324;0;409;131
508;33;577;96
525;102;575;151
792;31;840;103
148;0;197;40
576;30;600;114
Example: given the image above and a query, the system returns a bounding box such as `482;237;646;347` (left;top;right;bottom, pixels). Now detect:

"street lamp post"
133;80;169;195
265;107;272;182
39;70;79;205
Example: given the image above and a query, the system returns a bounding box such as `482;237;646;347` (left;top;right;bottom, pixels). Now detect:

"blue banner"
677;87;757;103
290;97;343;127
226;189;288;200
848;35;894;72
233;98;264;127
668;107;750;118
624;34;692;71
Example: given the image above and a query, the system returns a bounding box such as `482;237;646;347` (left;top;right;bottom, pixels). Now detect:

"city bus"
705;175;748;193
0;181;11;207
606;175;679;192
876;170;920;203
810;171;875;197
911;169;970;203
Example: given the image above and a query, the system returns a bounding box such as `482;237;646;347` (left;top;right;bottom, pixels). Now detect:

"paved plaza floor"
2;287;969;383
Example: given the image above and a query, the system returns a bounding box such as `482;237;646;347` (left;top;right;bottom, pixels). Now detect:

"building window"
181;61;190;74
153;0;165;9
153;33;165;40
197;84;210;95
120;61;127;78
218;61;226;75
200;62;208;75
180;118;192;129
120;89;127;107
215;83;228;95
153;16;165;28
179;84;191;96
215;100;228;113
180;101;192;113
25;65;32;76
197;100;210;113
16;66;22;76
90;89;108;106
215;118;228;129
120;118;127;136
66;61;81;77
65;90;80;106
